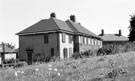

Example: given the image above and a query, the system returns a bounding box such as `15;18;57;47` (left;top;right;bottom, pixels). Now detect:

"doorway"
51;48;54;57
26;49;33;65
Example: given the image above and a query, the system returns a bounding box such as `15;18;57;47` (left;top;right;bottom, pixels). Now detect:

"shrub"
4;58;16;64
50;56;60;62
97;57;105;62
82;50;94;57
33;53;42;63
97;42;135;56
72;52;82;59
97;44;121;56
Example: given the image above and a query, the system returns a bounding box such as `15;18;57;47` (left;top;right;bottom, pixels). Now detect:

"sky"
0;0;135;48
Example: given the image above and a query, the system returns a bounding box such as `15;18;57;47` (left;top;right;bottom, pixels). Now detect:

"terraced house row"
16;13;102;64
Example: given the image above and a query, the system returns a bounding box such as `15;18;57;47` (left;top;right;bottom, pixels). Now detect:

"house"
66;15;102;53
99;29;129;45
16;13;102;64
0;43;17;65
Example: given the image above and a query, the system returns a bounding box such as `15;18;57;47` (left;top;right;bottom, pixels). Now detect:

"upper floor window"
94;39;97;45
97;40;99;45
99;40;101;45
91;39;93;45
89;38;91;45
62;33;65;43
44;33;48;44
86;38;88;44
80;36;83;44
69;35;73;43
82;37;85;44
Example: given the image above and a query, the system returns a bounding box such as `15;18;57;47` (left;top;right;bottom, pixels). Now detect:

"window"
91;39;93;45
97;40;99;45
86;38;88;44
62;33;65;43
44;34;48;44
94;39;96;45
69;35;72;43
82;37;85;44
51;48;54;57
80;36;83;43
98;40;100;45
69;48;72;57
89;38;91;45
63;48;68;58
100;41;102;47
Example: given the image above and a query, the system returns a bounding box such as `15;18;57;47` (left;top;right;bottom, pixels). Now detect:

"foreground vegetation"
0;51;135;81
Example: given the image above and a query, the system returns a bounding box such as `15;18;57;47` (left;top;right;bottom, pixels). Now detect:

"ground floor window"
63;48;68;58
69;48;72;57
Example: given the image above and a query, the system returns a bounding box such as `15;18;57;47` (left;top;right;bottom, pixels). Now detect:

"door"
26;49;33;65
51;48;54;57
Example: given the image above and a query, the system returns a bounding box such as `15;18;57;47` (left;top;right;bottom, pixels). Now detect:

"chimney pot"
119;29;122;36
101;29;104;36
50;12;56;18
70;15;76;22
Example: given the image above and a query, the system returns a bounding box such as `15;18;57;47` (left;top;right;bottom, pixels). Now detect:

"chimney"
70;15;76;22
119;29;122;36
50;12;56;18
101;29;104;36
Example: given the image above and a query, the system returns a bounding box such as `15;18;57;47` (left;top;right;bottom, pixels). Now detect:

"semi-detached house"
16;13;102;64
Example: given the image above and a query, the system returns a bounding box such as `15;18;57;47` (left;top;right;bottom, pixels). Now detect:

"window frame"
44;33;48;44
62;33;66;43
68;35;72;44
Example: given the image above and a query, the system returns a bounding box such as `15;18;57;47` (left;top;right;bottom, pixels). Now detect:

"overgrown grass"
0;52;135;81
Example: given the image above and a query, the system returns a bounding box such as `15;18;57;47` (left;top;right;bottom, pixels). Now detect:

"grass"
0;52;135;81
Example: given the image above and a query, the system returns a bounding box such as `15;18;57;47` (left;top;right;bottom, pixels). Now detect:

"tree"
128;14;135;41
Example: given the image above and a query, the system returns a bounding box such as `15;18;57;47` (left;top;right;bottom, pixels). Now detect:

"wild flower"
54;68;58;71
57;72;60;76
35;68;39;71
17;71;21;73
15;72;18;76
48;68;52;71
48;64;52;67
21;71;24;73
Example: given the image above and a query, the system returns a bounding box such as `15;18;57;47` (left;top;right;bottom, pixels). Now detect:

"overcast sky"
0;0;135;48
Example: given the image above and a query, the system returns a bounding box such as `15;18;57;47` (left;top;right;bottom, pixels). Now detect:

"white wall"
59;33;74;59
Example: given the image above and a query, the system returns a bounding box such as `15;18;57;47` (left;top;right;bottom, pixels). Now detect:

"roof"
66;20;100;38
0;44;16;53
16;18;74;35
99;34;129;42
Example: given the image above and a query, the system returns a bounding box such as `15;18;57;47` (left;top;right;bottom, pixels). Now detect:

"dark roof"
66;20;99;38
0;44;16;53
16;18;74;35
99;34;129;41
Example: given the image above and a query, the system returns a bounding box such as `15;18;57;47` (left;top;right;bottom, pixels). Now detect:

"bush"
97;42;135;56
72;52;82;59
82;50;94;57
97;44;121;56
4;58;16;64
50;56;60;62
33;53;42;63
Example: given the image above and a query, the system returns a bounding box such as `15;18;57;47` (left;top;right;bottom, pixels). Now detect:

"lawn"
0;52;135;81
